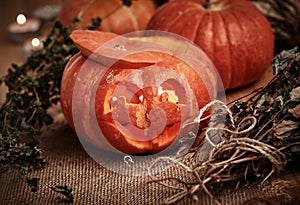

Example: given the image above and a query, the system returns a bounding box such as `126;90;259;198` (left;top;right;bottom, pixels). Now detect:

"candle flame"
139;95;144;102
16;14;27;25
158;86;164;96
31;38;40;47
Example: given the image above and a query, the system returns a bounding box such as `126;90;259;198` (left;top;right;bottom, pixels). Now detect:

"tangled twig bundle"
148;48;300;204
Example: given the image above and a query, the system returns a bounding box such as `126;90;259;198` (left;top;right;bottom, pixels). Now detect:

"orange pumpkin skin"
60;30;219;154
57;0;156;34
147;0;274;90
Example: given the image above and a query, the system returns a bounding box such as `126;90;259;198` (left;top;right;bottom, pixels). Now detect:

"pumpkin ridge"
241;4;274;77
101;2;122;19
230;10;251;89
122;6;139;31
167;10;189;32
194;20;211;95
133;0;153;30
235;8;268;86
181;8;207;42
168;8;201;38
226;0;273;87
226;9;253;87
196;12;214;67
149;2;181;31
191;10;206;43
223;9;247;89
213;11;232;89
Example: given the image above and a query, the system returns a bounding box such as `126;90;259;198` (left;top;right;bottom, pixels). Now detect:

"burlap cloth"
1;112;300;205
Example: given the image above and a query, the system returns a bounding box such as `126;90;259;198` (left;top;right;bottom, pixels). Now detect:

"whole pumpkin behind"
147;0;275;90
58;0;156;34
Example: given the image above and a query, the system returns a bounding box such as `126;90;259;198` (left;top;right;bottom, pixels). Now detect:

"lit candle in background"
9;13;41;33
22;36;45;57
16;14;27;25
31;37;41;48
8;13;41;42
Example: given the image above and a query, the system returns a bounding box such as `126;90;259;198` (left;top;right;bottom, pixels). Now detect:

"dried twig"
149;47;300;204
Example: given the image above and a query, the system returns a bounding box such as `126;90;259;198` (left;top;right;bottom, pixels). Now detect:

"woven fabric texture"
1;118;300;205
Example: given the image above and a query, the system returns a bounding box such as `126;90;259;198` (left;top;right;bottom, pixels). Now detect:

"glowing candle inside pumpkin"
139;95;144;102
158;86;164;96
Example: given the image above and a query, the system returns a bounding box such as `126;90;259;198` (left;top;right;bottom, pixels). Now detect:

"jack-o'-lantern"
60;30;220;154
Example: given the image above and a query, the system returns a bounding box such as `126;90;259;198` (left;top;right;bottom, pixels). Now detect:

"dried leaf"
275;120;300;138
289;104;300;119
290;87;300;101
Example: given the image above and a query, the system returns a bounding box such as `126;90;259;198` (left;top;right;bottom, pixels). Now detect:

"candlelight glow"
158;86;163;96
31;38;41;47
16;14;27;25
139;95;144;102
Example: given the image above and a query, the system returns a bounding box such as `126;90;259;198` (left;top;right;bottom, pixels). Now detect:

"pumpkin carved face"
57;0;156;34
147;0;275;90
60;30;220;154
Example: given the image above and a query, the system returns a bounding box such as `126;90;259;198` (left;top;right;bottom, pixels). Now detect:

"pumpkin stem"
204;0;220;9
203;0;224;11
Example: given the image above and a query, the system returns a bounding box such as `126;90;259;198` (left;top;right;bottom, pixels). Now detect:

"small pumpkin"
60;30;219;154
57;0;156;34
147;0;275;90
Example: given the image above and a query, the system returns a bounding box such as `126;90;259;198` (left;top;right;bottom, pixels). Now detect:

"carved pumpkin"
60;30;219;154
147;0;275;90
57;0;156;34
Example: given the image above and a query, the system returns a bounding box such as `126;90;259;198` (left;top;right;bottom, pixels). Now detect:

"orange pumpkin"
60;30;219;154
57;0;156;34
147;0;274;90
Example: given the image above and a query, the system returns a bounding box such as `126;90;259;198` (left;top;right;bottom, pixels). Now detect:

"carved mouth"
110;82;182;140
